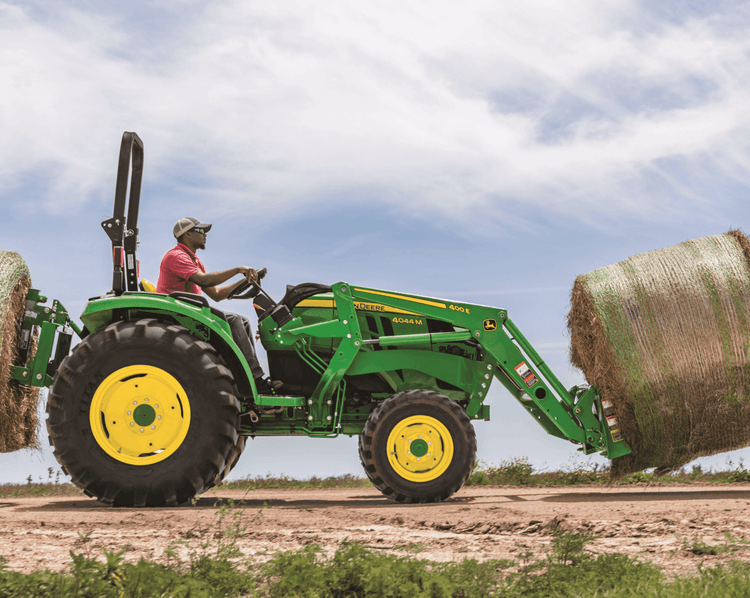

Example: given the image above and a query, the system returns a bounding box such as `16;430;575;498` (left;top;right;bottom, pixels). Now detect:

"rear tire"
47;319;241;507
211;435;247;487
358;389;476;503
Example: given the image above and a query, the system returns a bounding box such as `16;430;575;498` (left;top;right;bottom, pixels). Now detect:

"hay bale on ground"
0;250;40;453
568;231;750;477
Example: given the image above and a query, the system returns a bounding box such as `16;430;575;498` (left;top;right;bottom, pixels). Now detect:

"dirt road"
2;484;750;575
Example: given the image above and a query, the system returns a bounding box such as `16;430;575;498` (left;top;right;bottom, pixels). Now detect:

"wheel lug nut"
127;411;132;415
139;428;144;432
130;423;134;427
151;425;155;429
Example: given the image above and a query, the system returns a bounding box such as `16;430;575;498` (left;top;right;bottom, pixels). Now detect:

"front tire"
358;389;476;503
47;319;241;507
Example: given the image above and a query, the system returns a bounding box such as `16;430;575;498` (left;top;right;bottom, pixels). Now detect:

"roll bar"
102;132;144;295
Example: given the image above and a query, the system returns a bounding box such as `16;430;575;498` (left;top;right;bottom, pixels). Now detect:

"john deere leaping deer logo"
483;319;498;332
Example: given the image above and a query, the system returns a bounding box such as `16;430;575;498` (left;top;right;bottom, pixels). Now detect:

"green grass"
2;495;750;596
0;472;372;499
5;524;750;597
0;482;83;498
5;456;750;499
4;462;750;597
465;456;750;487
219;472;372;491
0;468;83;498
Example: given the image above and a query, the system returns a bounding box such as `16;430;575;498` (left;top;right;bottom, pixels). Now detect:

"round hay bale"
568;230;750;477
0;250;40;453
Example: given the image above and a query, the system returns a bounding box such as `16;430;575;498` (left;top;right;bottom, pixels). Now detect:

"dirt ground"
2;484;750;576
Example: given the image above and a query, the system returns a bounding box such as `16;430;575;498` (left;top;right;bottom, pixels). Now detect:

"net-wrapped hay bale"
0;250;39;452
568;231;750;478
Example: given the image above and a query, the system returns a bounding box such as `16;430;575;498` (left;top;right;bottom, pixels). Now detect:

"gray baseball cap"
173;217;212;239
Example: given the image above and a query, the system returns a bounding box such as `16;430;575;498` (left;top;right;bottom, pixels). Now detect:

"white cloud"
1;0;749;228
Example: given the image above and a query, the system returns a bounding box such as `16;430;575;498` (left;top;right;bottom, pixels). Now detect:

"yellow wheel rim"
89;365;191;465
386;415;454;482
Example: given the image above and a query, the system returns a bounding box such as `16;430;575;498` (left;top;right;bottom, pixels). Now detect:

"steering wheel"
227;267;267;300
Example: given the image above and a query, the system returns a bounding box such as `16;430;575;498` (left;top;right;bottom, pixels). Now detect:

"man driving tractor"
156;217;283;394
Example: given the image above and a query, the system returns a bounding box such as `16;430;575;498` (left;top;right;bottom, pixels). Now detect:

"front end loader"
7;132;630;507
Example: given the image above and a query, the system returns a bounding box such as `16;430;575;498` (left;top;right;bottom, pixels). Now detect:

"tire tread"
47;319;241;507
358;389;476;504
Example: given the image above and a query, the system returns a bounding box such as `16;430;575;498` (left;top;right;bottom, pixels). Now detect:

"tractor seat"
139;279;157;293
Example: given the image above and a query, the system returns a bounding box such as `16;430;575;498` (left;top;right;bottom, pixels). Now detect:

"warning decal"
514;361;538;388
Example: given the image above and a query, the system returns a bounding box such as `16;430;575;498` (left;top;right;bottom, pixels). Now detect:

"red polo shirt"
156;243;207;295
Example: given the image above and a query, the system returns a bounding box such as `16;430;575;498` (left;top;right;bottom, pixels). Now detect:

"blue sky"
3;0;750;483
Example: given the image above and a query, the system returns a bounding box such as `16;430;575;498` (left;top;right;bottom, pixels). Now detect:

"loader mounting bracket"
10;289;82;388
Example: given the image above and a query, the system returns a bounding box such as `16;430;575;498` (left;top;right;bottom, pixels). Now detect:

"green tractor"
9;132;630;507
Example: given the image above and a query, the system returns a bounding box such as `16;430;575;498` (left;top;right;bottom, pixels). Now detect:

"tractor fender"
78;293;256;397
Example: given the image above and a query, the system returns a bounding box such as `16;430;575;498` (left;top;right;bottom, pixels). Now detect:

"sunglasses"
191;228;207;235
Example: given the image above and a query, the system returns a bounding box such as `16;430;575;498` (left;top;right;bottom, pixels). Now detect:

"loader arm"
273;283;631;459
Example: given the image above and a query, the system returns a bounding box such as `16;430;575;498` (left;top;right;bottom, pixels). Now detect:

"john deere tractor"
8;132;630;507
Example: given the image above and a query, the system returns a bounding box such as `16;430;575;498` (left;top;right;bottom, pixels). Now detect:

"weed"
162;542;180;569
513;542;536;568
550;529;598;565
506;529;662;597
716;458;750;483
680;533;750;556
253;500;267;523
74;530;97;559
260;541;504;598
163;498;257;595
687;536;727;556
8;532;750;596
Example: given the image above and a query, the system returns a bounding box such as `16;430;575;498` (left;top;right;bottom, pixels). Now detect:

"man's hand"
245;268;258;283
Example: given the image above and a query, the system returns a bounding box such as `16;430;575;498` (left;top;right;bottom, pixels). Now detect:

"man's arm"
192;268;258;302
189;267;248;288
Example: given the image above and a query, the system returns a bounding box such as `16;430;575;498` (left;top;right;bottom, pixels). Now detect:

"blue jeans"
224;312;264;379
